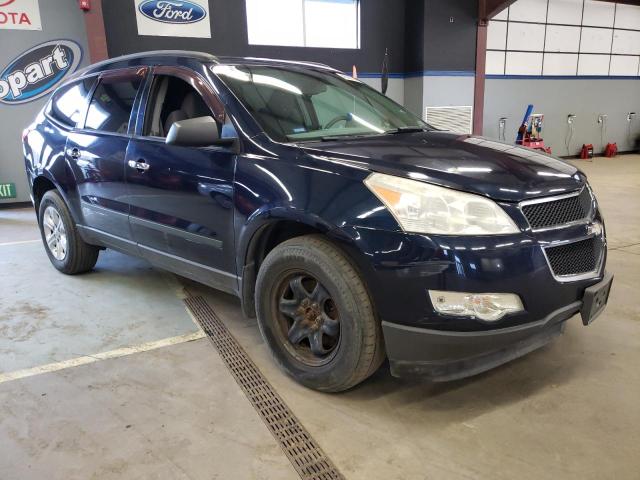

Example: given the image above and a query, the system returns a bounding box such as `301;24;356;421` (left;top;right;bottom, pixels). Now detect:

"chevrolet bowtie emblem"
587;222;603;237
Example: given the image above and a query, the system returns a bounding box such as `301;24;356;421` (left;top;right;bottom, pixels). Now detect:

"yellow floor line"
0;331;206;385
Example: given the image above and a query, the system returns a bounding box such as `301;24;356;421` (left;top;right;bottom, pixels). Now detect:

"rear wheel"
38;190;99;274
255;235;385;392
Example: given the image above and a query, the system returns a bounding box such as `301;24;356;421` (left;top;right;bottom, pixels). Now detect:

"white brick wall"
486;0;640;76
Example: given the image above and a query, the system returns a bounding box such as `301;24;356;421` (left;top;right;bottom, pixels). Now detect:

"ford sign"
138;0;207;24
0;40;82;105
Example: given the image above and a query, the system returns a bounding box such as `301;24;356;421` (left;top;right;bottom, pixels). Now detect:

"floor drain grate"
184;295;344;480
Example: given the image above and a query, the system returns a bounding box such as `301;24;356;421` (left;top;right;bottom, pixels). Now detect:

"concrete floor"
1;156;639;479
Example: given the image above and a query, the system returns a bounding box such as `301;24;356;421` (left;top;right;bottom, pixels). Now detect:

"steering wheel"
324;114;351;129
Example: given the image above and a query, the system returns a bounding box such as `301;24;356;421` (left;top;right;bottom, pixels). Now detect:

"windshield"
212;64;428;143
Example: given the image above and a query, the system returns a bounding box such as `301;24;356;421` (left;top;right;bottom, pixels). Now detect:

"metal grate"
544;237;599;277
184;296;344;480
522;188;593;230
425;106;473;134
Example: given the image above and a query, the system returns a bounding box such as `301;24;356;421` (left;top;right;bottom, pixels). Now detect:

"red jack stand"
580;144;594;159
604;143;618;157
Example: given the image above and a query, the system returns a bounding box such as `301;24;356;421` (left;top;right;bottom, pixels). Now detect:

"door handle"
69;148;80;160
128;159;150;173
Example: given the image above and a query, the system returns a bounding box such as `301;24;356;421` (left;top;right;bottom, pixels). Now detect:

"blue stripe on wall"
420;70;476;77
349;72;640;80
353;70;476;79
486;75;640;80
356;72;406;79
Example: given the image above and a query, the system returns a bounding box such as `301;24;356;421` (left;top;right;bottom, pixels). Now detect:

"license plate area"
580;272;614;325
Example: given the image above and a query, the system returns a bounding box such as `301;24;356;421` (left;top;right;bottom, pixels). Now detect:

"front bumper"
336;220;607;332
382;272;612;381
334;182;609;381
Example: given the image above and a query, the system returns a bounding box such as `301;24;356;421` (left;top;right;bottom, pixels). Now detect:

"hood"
298;132;583;202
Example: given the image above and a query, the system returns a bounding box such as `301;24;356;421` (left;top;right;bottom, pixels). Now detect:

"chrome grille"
521;188;592;230
544;237;599;278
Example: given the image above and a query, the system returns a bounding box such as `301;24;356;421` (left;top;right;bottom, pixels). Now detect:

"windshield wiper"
319;133;379;142
384;126;429;134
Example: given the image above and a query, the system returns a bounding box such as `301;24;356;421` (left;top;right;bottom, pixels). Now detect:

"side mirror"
166;116;235;147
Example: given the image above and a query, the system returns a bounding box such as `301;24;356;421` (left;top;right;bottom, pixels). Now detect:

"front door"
66;68;146;248
125;68;237;293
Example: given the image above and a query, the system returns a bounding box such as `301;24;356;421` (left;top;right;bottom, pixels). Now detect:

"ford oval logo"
0;39;82;105
138;0;207;24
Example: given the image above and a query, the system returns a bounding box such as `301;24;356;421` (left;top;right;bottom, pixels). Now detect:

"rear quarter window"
45;77;96;128
84;76;142;134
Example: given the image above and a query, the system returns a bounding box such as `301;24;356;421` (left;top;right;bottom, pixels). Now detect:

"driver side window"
143;75;217;138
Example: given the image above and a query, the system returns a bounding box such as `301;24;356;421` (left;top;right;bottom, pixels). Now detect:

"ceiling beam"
480;0;640;20
596;0;640;5
480;0;518;22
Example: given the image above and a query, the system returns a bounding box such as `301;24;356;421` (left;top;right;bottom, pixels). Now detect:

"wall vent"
425;106;473;134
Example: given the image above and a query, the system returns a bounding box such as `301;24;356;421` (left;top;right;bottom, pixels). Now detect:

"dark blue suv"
22;51;613;392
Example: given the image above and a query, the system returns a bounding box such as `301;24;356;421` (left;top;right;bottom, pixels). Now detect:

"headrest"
180;92;200;118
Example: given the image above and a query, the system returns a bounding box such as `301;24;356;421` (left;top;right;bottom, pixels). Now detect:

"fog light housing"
428;290;524;321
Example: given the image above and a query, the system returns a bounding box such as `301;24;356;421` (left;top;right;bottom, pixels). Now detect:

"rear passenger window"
85;75;142;134
46;78;95;128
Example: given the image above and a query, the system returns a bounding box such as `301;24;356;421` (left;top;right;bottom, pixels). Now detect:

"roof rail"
233;56;338;71
73;50;219;77
70;51;340;80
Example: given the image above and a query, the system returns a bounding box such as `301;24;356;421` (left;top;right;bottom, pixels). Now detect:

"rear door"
66;68;147;249
125;66;238;293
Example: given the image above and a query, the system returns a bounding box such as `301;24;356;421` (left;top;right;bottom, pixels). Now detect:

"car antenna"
381;48;389;95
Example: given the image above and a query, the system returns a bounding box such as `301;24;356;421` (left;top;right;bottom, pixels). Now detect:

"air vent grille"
425;106;473;134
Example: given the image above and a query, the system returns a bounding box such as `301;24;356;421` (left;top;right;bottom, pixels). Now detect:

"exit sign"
0;183;17;199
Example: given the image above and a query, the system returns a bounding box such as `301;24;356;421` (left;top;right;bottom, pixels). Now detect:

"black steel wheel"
273;272;341;366
255;234;385;392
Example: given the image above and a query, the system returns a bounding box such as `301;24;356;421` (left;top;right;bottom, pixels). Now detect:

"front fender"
232;141;407;263
237;205;336;266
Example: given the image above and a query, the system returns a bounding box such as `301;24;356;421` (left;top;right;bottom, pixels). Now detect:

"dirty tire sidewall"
255;235;383;392
38;190;99;274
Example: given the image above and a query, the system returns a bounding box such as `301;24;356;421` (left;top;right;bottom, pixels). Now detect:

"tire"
255;234;385;392
38;190;99;274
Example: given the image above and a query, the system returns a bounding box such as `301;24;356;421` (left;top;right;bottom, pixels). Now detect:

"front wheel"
38;190;99;274
255;235;385;392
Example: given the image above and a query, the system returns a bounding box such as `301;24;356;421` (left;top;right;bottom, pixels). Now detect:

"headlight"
364;173;519;235
429;290;524;321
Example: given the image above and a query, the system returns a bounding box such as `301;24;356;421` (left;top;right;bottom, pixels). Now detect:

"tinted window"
46;78;95;128
212;65;426;142
311;85;382;128
85;76;141;134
